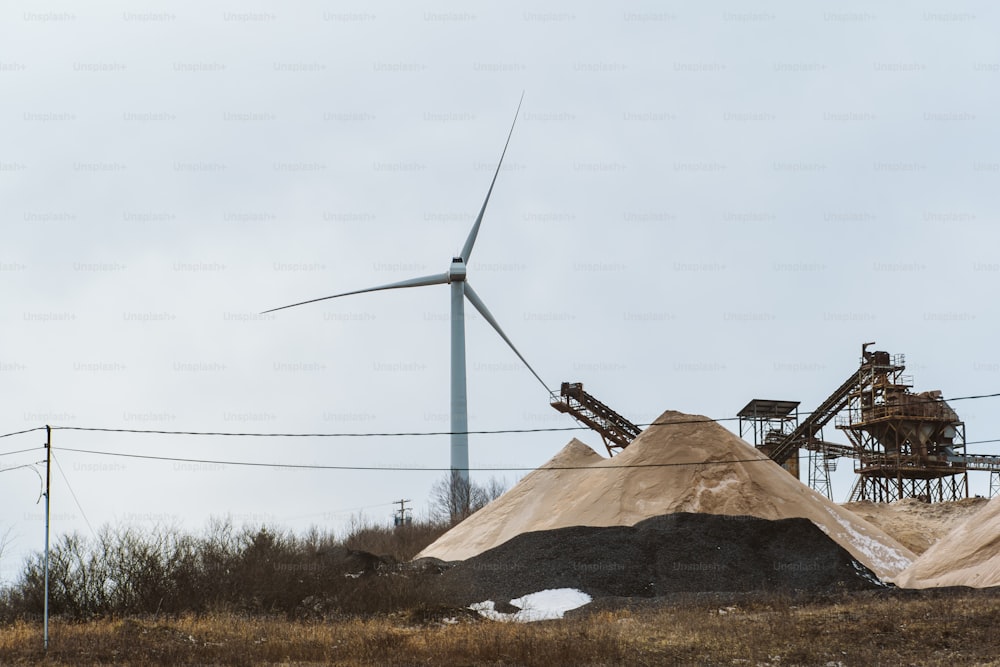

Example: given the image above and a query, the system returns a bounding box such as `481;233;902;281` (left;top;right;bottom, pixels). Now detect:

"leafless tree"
430;471;508;525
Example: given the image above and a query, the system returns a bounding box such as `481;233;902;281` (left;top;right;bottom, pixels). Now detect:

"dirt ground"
2;588;999;666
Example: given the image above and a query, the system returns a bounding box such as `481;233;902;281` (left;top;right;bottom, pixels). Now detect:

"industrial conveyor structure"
765;365;862;469
552;345;1000;499
745;342;1000;501
550;382;642;456
739;358;875;499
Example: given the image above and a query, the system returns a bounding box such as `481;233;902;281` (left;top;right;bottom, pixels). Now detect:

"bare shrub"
343;516;448;562
0;517;452;620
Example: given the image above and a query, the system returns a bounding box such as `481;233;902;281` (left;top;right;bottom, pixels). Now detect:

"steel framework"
806;445;837;500
737;399;801;479
836;347;969;502
550;382;642;456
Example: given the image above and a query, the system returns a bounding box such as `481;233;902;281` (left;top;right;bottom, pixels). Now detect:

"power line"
0;447;46;459
36;391;1000;440
0;461;45;475
50;424;601;437
51;452;97;538
0;460;46;503
966;438;1000;446
45;416;731;438
0;426;47;440
944;391;1000;402
57;446;773;471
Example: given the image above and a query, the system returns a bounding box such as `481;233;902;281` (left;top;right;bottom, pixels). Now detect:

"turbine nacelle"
448;257;467;282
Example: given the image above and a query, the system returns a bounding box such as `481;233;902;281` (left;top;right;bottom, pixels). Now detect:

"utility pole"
393;498;412;527
43;425;51;651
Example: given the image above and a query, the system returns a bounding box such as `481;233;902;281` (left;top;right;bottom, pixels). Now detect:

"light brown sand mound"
895;494;1000;588
842;498;989;555
418;411;916;582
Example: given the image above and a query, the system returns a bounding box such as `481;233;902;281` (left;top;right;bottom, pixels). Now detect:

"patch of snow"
470;588;592;622
469;600;498;616
823;507;912;574
850;560;887;587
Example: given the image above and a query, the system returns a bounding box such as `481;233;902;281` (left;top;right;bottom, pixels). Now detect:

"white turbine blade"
262;272;450;314
460;92;524;264
464;281;550;393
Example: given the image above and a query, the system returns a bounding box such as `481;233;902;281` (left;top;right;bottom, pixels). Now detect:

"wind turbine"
263;96;550;483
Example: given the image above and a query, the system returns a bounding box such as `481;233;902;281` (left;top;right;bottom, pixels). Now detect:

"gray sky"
2;1;999;582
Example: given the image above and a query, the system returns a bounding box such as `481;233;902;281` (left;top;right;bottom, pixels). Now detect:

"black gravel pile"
430;512;884;605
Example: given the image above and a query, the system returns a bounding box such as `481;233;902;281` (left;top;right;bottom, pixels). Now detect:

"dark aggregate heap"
429;512;884;605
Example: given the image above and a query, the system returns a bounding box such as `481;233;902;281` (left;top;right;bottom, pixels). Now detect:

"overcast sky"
2;1;998;582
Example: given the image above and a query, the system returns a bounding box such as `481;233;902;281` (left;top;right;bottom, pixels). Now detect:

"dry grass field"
2;590;999;666
3;501;999;666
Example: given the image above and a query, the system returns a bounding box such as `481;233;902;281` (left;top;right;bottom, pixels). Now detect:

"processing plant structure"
554;342;1000;502
836;347;968;502
741;343;1000;501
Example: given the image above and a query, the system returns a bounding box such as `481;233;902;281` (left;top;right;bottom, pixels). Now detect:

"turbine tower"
263;96;549;483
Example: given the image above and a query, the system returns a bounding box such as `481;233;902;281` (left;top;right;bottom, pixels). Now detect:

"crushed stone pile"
431;513;884;605
843;497;989;555
418;411;916;582
895;494;1000;589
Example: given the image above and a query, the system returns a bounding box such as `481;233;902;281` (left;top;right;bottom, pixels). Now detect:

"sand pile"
418;411;916;581
434;513;884;605
843;497;989;555
895;494;1000;588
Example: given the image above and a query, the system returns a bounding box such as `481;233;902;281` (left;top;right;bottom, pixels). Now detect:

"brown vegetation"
0;517;447;620
1;591;998;666
343;520;448;562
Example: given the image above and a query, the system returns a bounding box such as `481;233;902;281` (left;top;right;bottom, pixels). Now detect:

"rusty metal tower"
737;399;801;479
836;344;969;502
